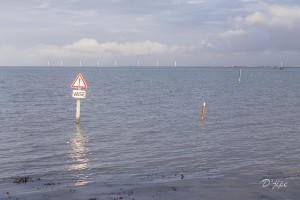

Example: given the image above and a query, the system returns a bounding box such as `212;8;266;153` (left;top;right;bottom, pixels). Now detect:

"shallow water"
0;66;300;198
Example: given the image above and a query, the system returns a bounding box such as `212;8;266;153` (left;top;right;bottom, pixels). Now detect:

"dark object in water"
181;174;184;179
14;177;30;184
44;181;56;186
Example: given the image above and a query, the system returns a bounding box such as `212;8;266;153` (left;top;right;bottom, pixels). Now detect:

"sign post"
71;73;88;124
76;98;81;124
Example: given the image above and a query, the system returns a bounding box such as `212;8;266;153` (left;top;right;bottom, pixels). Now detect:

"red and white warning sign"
71;73;88;89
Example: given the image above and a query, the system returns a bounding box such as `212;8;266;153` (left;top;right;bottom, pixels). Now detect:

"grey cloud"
1;0;300;66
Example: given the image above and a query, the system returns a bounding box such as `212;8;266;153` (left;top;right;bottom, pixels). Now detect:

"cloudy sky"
0;0;300;67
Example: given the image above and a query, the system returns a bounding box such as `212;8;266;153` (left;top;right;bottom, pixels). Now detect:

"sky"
0;0;300;67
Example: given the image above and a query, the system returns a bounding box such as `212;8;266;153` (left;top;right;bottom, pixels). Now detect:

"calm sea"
0;66;299;198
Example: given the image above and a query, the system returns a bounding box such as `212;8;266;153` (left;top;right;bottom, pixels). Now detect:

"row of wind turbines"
47;60;178;67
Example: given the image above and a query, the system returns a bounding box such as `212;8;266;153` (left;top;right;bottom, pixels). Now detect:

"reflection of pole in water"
200;119;204;129
69;124;91;186
200;125;207;149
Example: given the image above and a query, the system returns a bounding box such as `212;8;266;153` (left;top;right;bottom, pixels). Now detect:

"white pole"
76;98;81;124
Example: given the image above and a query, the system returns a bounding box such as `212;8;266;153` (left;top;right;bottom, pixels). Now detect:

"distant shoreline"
0;65;299;68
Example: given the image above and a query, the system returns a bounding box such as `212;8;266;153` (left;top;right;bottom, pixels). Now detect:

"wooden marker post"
71;74;88;124
201;101;206;122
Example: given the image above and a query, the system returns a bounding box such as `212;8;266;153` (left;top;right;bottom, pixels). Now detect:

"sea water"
0;67;299;198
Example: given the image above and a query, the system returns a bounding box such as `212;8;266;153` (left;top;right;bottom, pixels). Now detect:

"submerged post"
71;73;88;124
201;101;206;122
238;68;241;83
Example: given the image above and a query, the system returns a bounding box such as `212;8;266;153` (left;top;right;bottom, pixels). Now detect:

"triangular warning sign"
71;73;88;89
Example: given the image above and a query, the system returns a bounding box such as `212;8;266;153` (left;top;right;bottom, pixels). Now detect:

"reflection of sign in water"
69;124;91;186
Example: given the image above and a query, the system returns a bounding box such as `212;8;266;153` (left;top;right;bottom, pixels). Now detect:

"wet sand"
2;169;300;200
